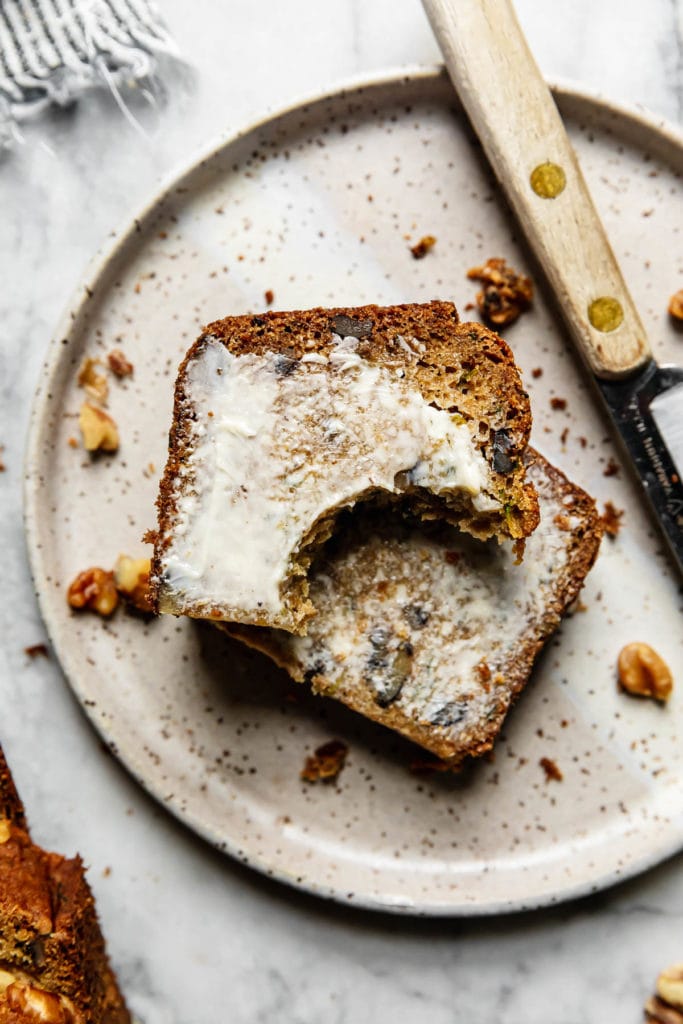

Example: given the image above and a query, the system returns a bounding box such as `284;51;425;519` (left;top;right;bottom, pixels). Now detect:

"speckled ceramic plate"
25;68;683;914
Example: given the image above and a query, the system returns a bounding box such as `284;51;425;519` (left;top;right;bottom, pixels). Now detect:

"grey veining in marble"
1;2;682;1022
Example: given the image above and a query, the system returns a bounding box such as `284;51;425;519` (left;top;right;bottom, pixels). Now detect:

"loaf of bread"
152;301;539;633
225;450;602;764
0;747;130;1024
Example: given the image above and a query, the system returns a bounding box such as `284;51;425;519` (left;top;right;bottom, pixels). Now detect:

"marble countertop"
1;1;682;1021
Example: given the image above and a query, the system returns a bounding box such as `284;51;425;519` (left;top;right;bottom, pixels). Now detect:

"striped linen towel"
0;0;177;146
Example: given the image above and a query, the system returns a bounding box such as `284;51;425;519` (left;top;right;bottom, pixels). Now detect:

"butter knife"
422;0;683;573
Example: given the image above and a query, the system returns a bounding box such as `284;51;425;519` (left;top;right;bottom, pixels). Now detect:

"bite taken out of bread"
152;301;539;634
225;450;602;766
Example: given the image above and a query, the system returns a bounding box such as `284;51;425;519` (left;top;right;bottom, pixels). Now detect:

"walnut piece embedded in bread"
152;302;538;634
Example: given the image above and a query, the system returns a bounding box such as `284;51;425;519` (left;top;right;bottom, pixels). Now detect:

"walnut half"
618;643;673;702
67;568;119;617
658;965;683;1012
5;981;76;1023
646;996;683;1024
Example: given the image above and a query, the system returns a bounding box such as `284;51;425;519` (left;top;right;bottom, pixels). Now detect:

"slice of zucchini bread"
0;746;130;1023
152;301;539;633
226;450;602;764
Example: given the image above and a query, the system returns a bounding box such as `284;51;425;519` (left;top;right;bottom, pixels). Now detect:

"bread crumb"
553;513;572;531
539;757;563;782
264;289;275;306
24;643;49;659
107;349;134;377
603;456;620;477
410;235;437;259
467;257;533;326
531;367;543;378
601;500;624;538
550;397;567;411
67;436;79;449
301;739;348;783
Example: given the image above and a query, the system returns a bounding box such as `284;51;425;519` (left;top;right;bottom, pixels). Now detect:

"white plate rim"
23;65;683;916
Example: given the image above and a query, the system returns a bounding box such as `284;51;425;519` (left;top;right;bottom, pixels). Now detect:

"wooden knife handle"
422;0;652;379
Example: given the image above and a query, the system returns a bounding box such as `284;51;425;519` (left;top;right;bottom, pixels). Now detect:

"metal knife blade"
599;363;683;573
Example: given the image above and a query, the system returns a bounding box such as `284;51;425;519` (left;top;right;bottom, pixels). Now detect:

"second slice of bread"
224;450;602;764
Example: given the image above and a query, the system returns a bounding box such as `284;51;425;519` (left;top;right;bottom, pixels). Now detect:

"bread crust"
152;301;539;629
225;450;602;764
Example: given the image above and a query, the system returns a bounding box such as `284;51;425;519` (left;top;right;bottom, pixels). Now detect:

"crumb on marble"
24;643;49;659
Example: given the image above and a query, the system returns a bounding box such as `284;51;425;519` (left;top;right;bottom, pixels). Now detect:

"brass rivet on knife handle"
530;162;566;199
588;297;624;333
421;0;653;380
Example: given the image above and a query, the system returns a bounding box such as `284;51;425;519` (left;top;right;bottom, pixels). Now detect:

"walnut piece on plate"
78;403;119;453
618;643;673;702
77;357;109;405
113;555;153;614
467;256;533;326
67;569;119;617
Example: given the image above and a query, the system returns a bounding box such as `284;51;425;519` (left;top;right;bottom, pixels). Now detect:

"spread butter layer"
160;333;498;622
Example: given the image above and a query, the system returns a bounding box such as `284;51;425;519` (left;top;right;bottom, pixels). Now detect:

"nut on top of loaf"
152;301;539;633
